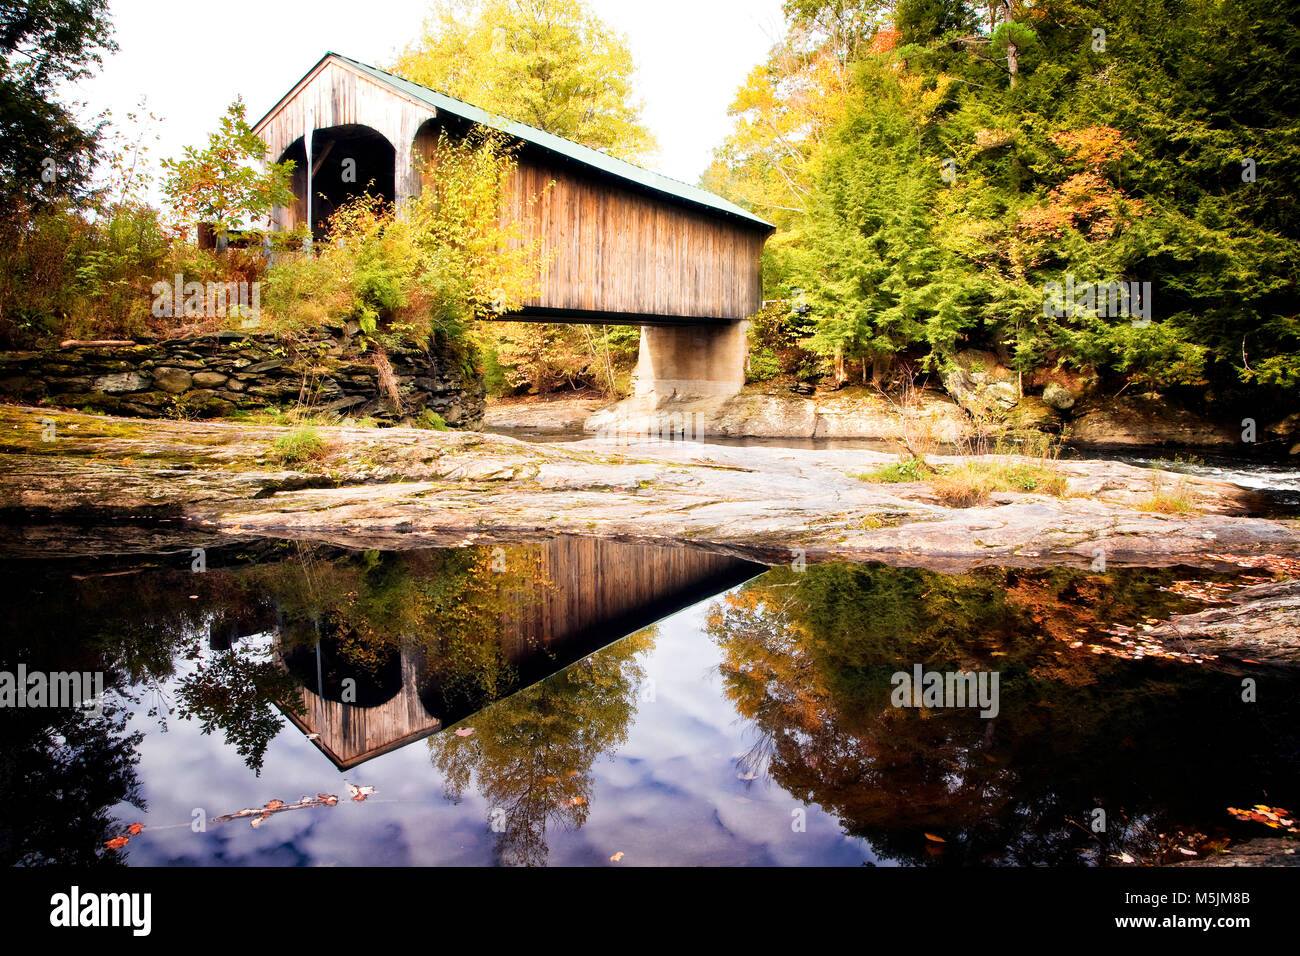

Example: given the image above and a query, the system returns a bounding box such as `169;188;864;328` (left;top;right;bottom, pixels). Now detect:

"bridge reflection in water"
221;538;765;769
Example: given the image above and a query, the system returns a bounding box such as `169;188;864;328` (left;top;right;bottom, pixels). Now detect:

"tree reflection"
0;702;143;866
707;563;1300;865
429;628;655;866
176;647;304;776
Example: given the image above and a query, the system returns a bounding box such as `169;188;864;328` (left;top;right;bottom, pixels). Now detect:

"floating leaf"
924;833;946;843
454;727;475;737
347;783;376;802
126;823;144;835
105;836;129;850
609;851;624;863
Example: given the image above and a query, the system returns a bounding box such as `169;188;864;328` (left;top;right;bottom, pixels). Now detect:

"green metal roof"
289;52;773;231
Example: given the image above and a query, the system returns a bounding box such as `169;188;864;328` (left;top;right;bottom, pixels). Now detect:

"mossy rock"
1003;397;1059;431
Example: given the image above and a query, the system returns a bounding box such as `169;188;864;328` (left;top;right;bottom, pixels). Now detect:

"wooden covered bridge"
253;52;773;399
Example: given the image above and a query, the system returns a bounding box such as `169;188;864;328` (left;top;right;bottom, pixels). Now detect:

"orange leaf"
265;800;284;810
924;833;946;843
105;836;130;849
127;823;144;835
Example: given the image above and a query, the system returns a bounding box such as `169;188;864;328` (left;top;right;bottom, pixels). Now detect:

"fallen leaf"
454;727;475;737
924;833;946;843
347;783;376;802
126;823;144;835
609;851;624;863
105;836;129;850
265;799;284;810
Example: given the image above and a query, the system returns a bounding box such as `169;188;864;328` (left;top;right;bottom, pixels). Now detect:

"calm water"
2;538;1296;867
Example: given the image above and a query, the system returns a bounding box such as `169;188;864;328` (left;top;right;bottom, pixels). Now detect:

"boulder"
1041;382;1075;411
942;349;1020;413
1003;397;1058;431
1069;392;1235;447
1267;411;1300;439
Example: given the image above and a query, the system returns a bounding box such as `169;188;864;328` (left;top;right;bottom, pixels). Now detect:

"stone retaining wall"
0;324;486;427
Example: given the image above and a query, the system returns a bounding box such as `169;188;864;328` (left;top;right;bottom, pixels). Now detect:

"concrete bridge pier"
632;322;748;401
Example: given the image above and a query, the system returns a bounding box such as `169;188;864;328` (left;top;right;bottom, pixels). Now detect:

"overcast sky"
75;0;787;190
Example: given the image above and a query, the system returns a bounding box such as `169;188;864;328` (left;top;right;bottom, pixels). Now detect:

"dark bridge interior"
279;124;396;241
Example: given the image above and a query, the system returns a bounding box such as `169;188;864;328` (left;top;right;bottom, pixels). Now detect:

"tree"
391;0;655;161
0;0;116;215
728;0;1300;404
702;1;891;227
160;99;295;245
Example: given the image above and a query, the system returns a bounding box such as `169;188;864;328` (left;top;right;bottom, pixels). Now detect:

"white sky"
75;0;787;190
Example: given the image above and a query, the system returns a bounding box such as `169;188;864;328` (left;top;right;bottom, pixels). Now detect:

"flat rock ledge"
1144;579;1300;671
1;405;1296;575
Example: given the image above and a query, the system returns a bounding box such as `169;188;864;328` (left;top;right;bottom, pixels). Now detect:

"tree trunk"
999;1;1018;87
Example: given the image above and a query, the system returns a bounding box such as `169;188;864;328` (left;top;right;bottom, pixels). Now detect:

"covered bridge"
253;52;773;399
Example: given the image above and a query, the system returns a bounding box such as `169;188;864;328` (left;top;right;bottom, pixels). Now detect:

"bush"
746;346;781;383
262;131;545;355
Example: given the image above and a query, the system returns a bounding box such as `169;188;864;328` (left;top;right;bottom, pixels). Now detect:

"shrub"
262;130;545;354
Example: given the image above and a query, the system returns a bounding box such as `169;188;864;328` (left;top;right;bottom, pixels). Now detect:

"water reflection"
706;563;1300;865
0;541;1294;867
0;537;758;865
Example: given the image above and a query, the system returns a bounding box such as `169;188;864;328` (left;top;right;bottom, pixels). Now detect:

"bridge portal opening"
278;124;396;242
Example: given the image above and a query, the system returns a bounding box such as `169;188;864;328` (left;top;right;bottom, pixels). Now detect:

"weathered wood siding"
413;125;765;320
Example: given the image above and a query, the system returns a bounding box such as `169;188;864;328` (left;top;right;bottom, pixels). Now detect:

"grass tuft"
271;426;327;464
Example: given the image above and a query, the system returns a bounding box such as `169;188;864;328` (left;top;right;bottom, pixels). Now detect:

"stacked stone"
0;324;485;428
